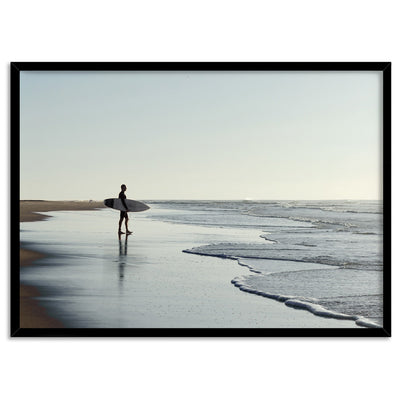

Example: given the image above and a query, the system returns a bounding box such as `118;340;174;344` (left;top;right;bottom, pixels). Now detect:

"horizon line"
19;198;384;202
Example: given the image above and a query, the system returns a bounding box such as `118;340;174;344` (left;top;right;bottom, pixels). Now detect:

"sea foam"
231;274;382;329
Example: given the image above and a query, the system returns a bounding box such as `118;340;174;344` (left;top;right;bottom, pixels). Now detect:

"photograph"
11;62;391;337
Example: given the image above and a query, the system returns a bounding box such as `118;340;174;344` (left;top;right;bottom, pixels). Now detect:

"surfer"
118;184;132;235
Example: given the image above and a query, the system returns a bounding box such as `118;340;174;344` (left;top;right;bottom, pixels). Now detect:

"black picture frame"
11;62;391;337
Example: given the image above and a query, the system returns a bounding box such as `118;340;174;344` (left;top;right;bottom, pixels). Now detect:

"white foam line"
183;247;324;265
236;259;262;274
185;247;383;329
231;275;382;329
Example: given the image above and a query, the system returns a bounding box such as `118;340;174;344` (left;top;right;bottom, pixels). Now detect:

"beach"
20;200;105;222
18;200;369;330
19;201;105;328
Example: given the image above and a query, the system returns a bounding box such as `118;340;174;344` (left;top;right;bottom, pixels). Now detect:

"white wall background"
1;1;397;399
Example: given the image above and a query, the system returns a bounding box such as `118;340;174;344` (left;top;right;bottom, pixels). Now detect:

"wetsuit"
119;191;128;219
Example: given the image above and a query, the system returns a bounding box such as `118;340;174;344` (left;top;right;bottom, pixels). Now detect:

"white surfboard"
104;198;150;212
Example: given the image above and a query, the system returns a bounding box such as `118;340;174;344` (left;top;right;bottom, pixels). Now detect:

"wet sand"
20;200;105;222
19;204;364;330
19;200;105;328
18;200;363;331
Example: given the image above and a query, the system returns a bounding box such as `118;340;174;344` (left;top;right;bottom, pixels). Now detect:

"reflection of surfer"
118;234;128;281
118;184;132;235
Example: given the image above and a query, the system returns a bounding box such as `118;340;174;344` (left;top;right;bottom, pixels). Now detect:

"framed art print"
11;62;391;337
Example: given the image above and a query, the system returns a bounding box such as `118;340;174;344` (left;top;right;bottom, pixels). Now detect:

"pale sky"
20;70;383;200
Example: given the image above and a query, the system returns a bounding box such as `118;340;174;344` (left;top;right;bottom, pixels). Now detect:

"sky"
20;70;383;200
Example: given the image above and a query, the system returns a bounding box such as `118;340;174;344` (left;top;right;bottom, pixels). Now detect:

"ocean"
19;200;383;329
148;200;384;328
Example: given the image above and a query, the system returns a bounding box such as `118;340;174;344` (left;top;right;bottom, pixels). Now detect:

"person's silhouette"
118;184;132;235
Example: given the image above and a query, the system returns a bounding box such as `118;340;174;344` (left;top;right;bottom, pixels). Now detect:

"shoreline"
18;200;364;330
19;200;105;328
20;200;105;222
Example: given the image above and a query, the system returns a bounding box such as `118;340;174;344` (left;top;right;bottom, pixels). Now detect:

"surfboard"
104;198;150;212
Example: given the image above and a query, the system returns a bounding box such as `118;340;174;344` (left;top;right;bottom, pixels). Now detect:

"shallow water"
151;200;384;327
21;207;342;328
20;201;382;328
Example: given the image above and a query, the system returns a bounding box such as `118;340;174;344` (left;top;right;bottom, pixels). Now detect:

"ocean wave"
245;212;359;230
184;241;383;328
183;242;382;270
166;200;383;328
231;275;382;328
243;200;382;215
352;231;381;235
